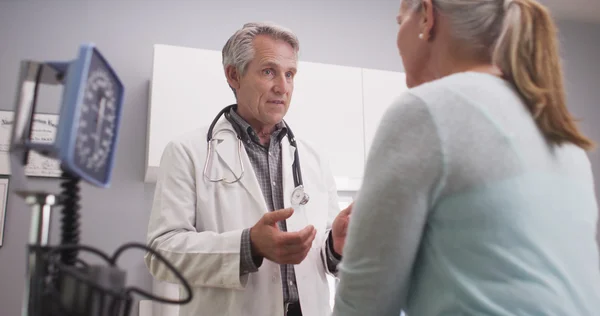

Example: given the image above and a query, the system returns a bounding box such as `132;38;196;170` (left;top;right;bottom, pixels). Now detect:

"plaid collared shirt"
228;107;340;306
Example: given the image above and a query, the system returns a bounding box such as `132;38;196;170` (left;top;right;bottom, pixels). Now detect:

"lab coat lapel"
213;121;267;213
282;138;296;210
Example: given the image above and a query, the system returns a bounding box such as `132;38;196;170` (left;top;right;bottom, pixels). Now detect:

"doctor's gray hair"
402;0;594;150
222;22;300;77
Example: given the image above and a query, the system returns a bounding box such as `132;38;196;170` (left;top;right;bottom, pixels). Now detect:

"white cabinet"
285;60;365;183
361;68;408;156
146;45;234;182
145;45;407;191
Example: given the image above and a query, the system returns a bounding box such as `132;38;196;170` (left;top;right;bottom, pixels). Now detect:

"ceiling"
540;0;600;23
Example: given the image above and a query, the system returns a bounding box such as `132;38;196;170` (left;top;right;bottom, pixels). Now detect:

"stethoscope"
203;104;310;206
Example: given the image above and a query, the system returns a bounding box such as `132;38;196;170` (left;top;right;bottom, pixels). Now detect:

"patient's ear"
420;0;436;41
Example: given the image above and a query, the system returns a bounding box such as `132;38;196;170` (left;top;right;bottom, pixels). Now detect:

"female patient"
333;0;600;315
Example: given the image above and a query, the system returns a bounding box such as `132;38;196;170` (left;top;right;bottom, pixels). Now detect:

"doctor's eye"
263;69;274;76
285;71;294;79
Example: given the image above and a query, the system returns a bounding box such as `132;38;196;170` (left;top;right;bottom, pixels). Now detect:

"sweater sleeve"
332;92;444;316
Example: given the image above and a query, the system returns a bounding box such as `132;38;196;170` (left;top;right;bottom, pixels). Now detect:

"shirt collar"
228;105;288;144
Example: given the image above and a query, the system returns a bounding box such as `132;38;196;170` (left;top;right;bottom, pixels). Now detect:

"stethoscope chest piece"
291;185;310;206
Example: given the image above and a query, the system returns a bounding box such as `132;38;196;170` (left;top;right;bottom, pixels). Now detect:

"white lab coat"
144;116;341;316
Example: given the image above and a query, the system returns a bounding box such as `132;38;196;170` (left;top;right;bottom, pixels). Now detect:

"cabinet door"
284;61;365;189
147;45;235;181
362;68;408;157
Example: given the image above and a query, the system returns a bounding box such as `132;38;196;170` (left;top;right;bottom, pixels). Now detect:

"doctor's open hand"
250;208;317;265
332;202;353;256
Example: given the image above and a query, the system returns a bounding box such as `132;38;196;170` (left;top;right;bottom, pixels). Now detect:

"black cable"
45;244;114;266
51;262;127;298
111;242;194;305
75;258;89;268
45;247;133;316
46;265;131;316
42;242;193;315
59;172;81;266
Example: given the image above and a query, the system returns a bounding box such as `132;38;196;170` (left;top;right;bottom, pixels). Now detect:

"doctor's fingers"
262;208;294;226
273;237;314;263
280;246;312;265
270;238;311;264
341;203;353;215
276;237;313;263
276;226;316;246
277;228;317;252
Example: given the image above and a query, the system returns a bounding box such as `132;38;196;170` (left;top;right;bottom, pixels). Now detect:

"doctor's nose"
273;75;291;95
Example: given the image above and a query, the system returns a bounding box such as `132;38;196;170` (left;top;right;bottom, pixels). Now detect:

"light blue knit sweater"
333;72;600;316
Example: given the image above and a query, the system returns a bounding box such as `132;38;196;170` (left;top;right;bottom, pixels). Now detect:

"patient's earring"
419;33;424;40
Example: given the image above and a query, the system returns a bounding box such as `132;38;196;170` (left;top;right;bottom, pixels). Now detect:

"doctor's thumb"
264;208;294;225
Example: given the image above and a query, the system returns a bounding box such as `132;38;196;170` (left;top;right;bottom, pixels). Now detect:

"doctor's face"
229;35;297;128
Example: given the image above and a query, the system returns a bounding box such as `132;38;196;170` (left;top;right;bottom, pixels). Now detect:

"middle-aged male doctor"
144;22;352;316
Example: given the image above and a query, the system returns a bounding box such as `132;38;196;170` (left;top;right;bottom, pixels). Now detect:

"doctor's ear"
225;65;241;90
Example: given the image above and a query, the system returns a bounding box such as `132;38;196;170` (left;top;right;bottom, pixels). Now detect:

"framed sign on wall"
0;110;62;178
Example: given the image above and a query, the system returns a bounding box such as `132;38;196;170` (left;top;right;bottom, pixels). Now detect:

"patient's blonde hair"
404;0;594;150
